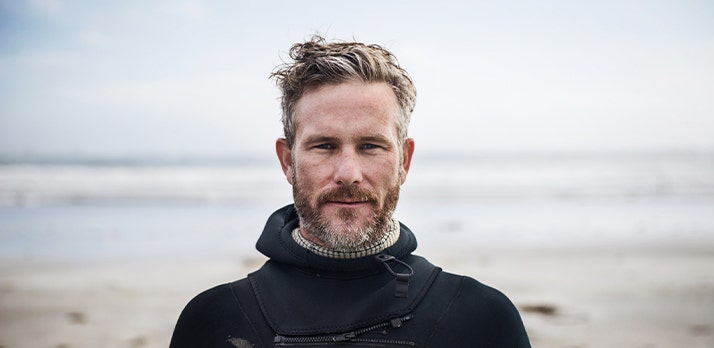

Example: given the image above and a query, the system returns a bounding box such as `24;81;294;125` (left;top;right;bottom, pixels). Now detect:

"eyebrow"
360;134;392;144
301;134;393;146
303;135;340;146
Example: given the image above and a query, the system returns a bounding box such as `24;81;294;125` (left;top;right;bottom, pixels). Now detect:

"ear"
276;138;294;185
399;138;415;185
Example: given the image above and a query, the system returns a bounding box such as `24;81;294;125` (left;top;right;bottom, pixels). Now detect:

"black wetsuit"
170;205;530;347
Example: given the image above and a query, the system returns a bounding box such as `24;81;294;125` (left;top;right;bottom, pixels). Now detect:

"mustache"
317;186;378;205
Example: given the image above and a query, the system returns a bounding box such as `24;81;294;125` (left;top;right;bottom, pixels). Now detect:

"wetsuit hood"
256;204;418;272
251;205;441;336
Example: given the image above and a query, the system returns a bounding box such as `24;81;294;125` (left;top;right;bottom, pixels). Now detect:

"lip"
325;200;369;206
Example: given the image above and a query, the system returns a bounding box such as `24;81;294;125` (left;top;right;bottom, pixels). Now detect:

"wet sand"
0;245;712;348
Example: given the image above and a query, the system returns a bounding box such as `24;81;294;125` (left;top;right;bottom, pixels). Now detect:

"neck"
292;219;400;259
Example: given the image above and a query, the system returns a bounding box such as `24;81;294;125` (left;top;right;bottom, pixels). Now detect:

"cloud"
3;1;714;158
163;1;209;22
77;28;108;48
30;0;64;15
60;69;275;122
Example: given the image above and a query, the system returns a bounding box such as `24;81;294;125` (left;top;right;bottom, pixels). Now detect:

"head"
272;36;417;251
272;35;417;150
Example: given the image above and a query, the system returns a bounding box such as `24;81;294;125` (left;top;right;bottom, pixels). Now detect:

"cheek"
370;161;402;186
294;162;326;188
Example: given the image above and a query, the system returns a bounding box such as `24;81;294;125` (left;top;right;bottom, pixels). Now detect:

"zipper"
274;314;416;346
375;254;414;298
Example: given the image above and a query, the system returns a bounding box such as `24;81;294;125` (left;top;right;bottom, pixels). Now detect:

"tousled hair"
271;35;416;148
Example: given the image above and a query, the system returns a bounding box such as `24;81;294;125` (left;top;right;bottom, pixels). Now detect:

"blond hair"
271;35;417;148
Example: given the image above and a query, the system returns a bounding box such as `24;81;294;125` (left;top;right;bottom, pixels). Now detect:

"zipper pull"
333;332;356;342
375;254;414;298
391;313;414;328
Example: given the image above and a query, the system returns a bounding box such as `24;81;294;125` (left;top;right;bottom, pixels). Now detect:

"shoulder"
177;279;251;320
431;272;523;320
170;279;266;348
423;272;531;347
451;273;518;311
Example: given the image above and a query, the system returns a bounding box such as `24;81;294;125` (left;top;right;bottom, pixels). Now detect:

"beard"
292;174;401;252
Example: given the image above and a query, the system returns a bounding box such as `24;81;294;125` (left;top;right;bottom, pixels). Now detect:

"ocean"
1;152;713;262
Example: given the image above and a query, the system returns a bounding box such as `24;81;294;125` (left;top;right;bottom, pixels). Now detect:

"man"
170;36;530;347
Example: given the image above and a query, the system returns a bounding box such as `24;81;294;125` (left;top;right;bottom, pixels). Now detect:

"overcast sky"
1;1;713;160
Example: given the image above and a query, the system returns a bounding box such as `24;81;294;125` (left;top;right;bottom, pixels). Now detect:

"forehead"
293;81;400;139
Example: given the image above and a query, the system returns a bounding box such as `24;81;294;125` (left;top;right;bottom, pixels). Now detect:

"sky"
1;0;713;160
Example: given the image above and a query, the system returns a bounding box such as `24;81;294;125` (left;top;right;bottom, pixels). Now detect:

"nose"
333;149;363;186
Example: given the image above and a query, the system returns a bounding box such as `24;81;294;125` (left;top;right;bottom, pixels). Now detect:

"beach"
1;153;713;347
1;245;712;347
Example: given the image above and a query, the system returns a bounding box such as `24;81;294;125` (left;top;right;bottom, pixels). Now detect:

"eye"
360;143;379;150
315;143;335;150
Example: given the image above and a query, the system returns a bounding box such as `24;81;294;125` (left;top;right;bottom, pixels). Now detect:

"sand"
0;245;712;348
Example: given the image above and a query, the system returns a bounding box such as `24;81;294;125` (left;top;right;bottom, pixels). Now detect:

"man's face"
276;80;415;250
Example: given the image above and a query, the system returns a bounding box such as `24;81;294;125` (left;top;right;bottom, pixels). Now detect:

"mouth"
325;200;370;206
